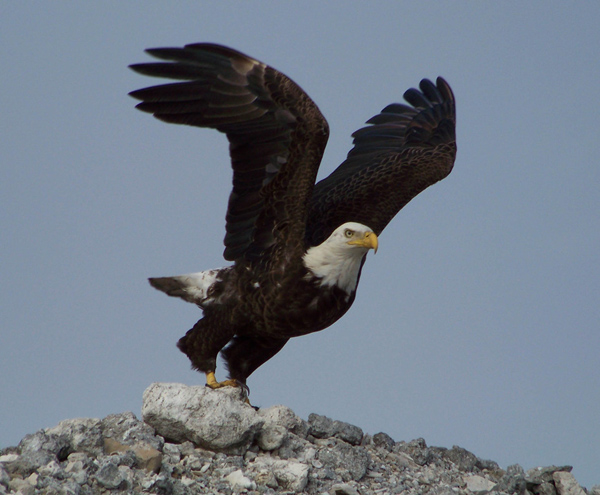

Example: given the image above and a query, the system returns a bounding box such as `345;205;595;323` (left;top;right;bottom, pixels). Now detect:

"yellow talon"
205;371;241;389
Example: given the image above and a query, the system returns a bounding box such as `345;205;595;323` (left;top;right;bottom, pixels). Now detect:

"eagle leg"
223;335;289;384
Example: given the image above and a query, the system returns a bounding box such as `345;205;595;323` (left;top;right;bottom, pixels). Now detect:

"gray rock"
8;477;36;495
65;453;90;485
94;460;132;490
494;464;528;495
259;404;309;438
38;459;64;478
274;432;312;460
0;465;9;487
533;482;559;495
3;447;56;477
372;432;395;451
553;471;586;495
435;445;499;472
256;424;287;451
316;440;370;481
19;430;70;461
527;465;573;483
101;411;163;451
45;418;104;457
142;382;264;454
252;465;278;489
4;388;595;495
308;413;363;445
394;437;438;466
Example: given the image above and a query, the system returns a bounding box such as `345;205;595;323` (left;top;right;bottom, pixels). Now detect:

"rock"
494;464;528;495
435;445;499;472
256;424;287;450
2;382;595;494
465;474;496;492
94;460;131;490
331;482;361;495
101;411;163;451
372;432;395;451
272;459;310;491
45;417;104;457
142;382;263;453
259;404;309;438
8;477;35;495
394;437;437;466
64;453;90;485
3;449;55;477
553;471;586;495
527;465;573;485
103;437;162;473
226;468;256;490
18;430;69;461
308;413;364;445
316;440;370;481
0;465;9;487
134;446;163;474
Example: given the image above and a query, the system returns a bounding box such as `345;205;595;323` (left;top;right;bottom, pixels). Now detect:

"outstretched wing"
130;43;329;262
306;77;456;246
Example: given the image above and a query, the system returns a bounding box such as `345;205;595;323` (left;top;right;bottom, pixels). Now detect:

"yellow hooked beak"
348;231;378;253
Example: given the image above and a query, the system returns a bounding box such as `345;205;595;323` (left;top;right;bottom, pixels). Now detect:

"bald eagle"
130;43;456;391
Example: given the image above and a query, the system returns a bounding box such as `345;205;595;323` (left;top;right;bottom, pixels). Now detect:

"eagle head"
303;222;378;295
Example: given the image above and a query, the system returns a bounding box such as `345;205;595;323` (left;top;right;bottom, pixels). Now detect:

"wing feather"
306;77;456;246
130;43;329;262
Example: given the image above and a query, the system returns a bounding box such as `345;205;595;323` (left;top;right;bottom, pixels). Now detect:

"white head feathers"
303;222;378;295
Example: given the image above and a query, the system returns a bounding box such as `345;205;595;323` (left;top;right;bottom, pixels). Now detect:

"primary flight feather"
129;43;456;391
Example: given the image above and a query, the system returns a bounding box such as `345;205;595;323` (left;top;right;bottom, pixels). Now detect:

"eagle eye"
344;229;354;238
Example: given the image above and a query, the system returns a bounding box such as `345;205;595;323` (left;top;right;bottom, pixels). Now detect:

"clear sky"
2;2;599;488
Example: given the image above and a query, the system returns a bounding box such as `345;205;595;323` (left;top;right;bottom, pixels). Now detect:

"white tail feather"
148;268;224;306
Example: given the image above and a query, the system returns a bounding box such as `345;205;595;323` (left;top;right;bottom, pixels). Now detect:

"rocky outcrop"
0;382;597;495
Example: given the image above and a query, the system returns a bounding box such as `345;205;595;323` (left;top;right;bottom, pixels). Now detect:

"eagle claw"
205;372;250;395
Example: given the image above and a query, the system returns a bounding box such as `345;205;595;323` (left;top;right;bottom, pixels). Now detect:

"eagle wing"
129;43;329;262
306;77;456;246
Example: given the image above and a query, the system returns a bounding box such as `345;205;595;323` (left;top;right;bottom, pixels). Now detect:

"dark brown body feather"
130;43;456;385
177;261;356;382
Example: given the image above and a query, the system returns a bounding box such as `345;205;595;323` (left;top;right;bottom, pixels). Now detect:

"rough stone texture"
45;417;104;457
142;382;263;454
308;413;364;445
0;382;595;495
465;474;496;492
553;471;586;495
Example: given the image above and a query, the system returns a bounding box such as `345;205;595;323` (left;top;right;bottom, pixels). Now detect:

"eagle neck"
302;243;366;295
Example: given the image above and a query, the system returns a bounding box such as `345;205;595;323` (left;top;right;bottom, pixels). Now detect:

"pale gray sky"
2;2;599;488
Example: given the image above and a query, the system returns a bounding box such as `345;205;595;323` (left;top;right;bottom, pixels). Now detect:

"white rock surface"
142;382;264;453
465;473;496;492
226;468;256;490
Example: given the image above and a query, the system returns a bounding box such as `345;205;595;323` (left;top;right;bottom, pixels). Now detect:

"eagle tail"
148;268;225;307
